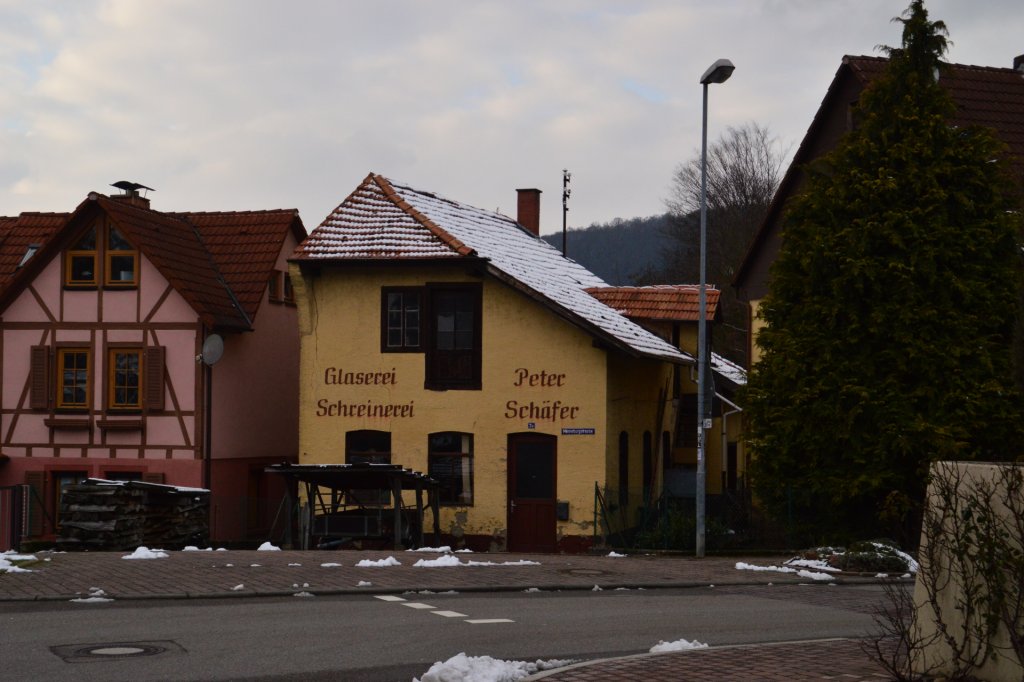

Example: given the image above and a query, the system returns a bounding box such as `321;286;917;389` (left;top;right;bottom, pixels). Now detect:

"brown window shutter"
142;472;165;484
144;346;165;410
24;471;46;537
30;346;50;409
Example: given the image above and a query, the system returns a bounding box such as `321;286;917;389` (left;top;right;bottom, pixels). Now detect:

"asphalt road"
0;584;886;681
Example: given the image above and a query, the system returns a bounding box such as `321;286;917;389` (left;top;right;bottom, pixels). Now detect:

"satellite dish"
201;334;224;366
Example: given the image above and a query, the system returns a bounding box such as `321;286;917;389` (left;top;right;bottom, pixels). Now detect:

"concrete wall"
913;461;1023;681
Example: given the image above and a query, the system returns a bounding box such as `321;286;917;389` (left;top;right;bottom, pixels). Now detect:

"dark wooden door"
507;433;557;553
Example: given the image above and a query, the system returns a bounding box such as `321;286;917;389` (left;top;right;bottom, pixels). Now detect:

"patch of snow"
869;541;919;574
876;573;889;578
0;553;34;573
357;581;373;587
250;564;261;567
523;588;541;593
592;585;602;591
256;542;281;551
182;546;212;552
293;591;315;597
735;562;833;581
70;596;114;603
356;556;401;567
408;546;452;553
607;551;626;557
320;562;343;568
650;638;709;653
784;558;841;573
414;555;462;568
288;563;302;567
121;546;168;560
413;652;576;682
455;549;474;553
231;584;245;591
216;548;229;552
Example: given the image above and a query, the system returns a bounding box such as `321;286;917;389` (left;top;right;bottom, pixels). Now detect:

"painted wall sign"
505;400;579;422
513;368;566;387
561;428;595;436
323;367;397;385
316;399;415;418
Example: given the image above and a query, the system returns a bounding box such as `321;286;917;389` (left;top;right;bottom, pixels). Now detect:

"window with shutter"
144;346;165;410
30;346;50;409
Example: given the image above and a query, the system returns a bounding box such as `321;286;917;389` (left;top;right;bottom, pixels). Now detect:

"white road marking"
402;602;436;610
431;610;468;618
374;595;406;602
465;619;515;624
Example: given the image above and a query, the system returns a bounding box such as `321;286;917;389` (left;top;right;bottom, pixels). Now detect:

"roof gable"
0;193;305;331
735;54;1024;296
296;173;690;363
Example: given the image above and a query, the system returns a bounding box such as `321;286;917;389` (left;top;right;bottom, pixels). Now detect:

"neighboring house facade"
735;54;1024;365
0;186;306;544
290;173;745;552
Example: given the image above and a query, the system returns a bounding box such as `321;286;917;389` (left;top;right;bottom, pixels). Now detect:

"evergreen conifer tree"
744;0;1023;542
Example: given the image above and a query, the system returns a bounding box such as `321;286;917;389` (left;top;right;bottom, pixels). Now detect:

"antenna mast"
562;169;571;256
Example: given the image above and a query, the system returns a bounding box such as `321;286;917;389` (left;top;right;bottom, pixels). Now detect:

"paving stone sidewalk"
1;549;902;680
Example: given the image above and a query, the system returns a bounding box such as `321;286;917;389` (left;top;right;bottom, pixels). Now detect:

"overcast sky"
2;1;1021;234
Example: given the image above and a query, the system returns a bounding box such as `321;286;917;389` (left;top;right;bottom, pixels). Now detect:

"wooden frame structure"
266;462;441;550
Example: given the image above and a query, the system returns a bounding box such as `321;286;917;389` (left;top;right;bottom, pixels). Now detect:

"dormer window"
63;223;138;289
65;226;97;287
105;226;137;287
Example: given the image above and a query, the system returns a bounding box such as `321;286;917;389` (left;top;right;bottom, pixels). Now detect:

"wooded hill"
541;214;672;286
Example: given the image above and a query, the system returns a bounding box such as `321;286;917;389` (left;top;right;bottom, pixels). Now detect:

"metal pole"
696;80;709;558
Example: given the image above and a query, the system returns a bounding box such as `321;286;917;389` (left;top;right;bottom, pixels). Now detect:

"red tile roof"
585;285;719;321
0;213;68;288
0;194;305;331
735;55;1024;293
846;55;1024;185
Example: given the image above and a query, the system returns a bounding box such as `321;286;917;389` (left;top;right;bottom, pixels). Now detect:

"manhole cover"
51;640;185;663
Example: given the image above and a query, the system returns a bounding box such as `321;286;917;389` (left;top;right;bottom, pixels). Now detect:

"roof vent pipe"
516;188;542;236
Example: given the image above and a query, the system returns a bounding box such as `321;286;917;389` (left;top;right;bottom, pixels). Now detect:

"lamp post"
696;58;734;558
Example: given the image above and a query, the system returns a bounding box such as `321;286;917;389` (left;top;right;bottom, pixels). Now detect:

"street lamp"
696;58;734;558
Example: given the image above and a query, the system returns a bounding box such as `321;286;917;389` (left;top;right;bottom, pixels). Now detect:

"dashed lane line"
374;594;514;624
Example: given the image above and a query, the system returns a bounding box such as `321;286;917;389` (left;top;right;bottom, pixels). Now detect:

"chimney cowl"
516;188;542;236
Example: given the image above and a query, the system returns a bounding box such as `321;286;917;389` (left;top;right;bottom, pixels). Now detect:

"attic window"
104;226;138;287
17;244;40;269
64;226;98;287
63;223;138;289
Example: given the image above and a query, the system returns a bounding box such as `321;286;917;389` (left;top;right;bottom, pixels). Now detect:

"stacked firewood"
57;480;209;550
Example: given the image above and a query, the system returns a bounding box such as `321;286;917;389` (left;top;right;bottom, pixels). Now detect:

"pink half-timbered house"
0;185;305;545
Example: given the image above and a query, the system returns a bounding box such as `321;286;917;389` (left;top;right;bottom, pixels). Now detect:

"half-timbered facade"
0;187;306;544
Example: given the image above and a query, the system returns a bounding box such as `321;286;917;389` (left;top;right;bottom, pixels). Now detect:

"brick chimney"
516;188;541;236
109;181;154;209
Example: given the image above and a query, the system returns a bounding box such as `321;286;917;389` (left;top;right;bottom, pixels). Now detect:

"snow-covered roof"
295;173;691;364
711;353;747;386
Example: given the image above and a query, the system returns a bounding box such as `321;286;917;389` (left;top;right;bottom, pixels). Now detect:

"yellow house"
290;173;745;552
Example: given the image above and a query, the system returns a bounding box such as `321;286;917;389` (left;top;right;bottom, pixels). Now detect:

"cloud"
0;0;1021;232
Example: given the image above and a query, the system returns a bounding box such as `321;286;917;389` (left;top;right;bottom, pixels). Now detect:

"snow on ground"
413;556;541;568
868;541;920;573
356;556;402;567
413;653;577;682
182;546;214;552
121;547;168;560
607;551;626;557
70;587;113;603
0;551;36;573
650;638;709;653
408;546;452;553
735;561;834;581
784;558;842;573
256;542;281;551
